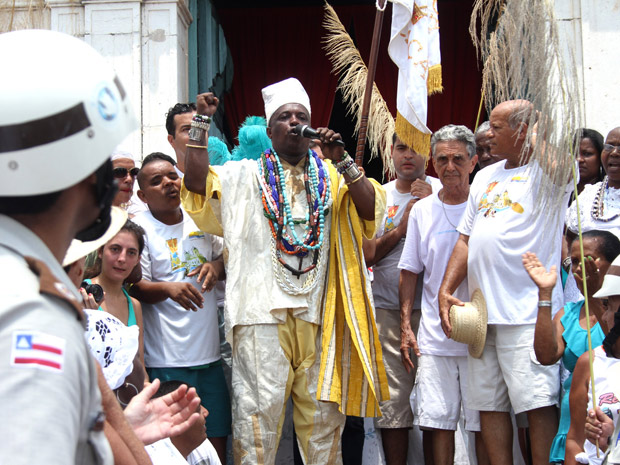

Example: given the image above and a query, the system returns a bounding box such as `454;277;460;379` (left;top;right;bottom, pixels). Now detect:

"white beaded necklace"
591;176;620;222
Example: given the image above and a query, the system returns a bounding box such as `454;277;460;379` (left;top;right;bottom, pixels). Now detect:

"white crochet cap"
84;310;140;390
111;150;135;162
262;77;311;125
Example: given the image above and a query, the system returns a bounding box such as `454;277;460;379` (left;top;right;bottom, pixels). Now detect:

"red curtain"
217;1;483;145
217;6;339;137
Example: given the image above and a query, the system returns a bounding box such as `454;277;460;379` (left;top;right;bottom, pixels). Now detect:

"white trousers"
231;314;346;465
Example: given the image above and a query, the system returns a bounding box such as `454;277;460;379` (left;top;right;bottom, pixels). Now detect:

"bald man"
438;100;570;465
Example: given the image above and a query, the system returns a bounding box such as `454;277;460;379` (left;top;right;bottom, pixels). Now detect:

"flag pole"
354;0;387;167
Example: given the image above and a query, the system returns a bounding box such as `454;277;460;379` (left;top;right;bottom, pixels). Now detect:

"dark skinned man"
181;78;387;465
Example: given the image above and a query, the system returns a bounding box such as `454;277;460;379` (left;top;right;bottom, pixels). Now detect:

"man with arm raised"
182;78;387;465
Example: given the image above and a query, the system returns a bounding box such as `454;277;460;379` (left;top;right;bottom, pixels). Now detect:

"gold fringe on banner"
427;64;443;95
395;112;431;160
323;2;396;179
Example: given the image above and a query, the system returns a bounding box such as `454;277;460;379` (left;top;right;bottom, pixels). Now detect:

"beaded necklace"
591;176;620;222
257;148;331;280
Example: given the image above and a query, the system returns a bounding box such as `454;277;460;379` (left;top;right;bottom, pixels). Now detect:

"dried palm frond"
323;2;395;179
470;0;583;243
0;0;49;33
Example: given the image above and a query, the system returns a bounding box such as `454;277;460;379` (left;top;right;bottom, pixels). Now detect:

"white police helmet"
0;29;137;196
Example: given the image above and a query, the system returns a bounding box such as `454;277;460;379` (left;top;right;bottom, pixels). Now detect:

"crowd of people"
2;28;620;465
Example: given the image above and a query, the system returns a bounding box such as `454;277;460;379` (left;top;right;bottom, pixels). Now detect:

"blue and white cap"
0;29;138;196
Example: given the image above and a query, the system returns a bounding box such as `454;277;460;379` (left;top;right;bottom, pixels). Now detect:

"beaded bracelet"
191;120;209;131
193;114;212;124
334;153;354;169
538;300;552;307
337;162;355;175
335;157;353;170
335;157;355;174
337;151;350;164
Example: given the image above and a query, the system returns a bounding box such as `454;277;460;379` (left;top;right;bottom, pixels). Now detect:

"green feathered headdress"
231;116;272;161
208;136;231;166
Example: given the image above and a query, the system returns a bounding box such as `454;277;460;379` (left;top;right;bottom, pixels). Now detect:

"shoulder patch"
11;331;66;372
24;256;84;321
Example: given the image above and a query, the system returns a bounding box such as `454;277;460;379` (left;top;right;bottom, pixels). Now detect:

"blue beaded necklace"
258;148;330;276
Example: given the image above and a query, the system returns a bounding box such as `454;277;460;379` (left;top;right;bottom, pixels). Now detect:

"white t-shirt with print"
458;160;571;324
133;209;224;368
145;438;188;465
371;176;441;310
187;438;222;465
398;192;469;356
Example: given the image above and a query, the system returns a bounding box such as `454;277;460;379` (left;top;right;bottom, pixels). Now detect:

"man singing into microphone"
182;77;387;465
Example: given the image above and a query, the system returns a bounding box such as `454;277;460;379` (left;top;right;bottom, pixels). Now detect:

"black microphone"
293;124;345;147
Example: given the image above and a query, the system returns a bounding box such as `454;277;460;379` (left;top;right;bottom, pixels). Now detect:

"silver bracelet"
344;162;361;180
189;125;206;142
538;300;552;307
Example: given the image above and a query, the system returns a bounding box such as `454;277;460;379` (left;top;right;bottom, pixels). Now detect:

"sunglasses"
113;167;139;179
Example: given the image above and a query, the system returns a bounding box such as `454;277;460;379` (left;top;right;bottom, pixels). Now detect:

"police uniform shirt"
0;214;111;465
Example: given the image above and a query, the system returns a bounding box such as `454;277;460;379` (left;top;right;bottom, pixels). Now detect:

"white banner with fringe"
388;0;442;158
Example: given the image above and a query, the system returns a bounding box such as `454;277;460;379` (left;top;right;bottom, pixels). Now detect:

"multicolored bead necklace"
258;148;331;278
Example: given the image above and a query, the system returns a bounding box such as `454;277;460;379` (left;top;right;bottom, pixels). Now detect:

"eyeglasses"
603;144;620;154
113;167;139;179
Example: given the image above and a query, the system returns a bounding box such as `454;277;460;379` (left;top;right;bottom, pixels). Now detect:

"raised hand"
574;256;604;298
313;127;345;161
522;251;557;291
80;287;103;309
124;378;202;445
196;92;219;117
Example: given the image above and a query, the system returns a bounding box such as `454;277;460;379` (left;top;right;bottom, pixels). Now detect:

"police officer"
0;30;136;464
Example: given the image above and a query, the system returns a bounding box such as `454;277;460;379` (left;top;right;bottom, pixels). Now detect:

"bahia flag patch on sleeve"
11;331;66;372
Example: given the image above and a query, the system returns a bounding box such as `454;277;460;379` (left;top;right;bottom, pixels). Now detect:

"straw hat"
62;207;128;266
449;288;488;358
593;255;620;298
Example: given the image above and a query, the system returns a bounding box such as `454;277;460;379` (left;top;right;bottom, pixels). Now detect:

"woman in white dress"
567;127;620;240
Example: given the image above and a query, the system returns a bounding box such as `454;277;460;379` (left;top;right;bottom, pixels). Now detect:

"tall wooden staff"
354;0;387;167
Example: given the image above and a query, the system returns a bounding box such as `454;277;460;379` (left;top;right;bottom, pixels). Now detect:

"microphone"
293;124;345;147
